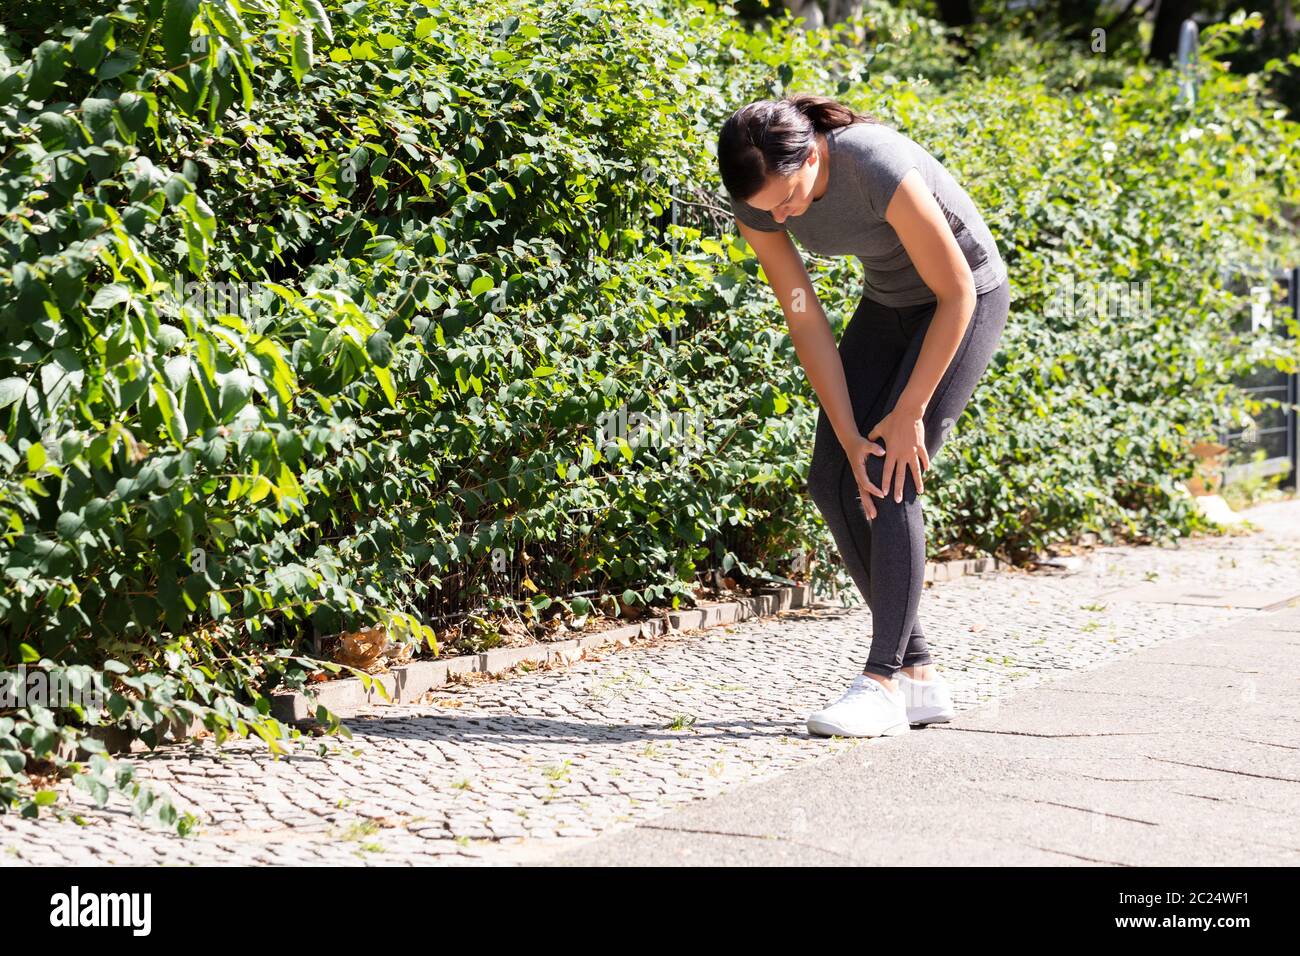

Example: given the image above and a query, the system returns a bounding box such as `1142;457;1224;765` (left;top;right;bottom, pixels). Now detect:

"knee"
864;452;920;507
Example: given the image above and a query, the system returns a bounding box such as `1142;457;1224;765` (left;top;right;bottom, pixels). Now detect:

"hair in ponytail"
717;94;883;203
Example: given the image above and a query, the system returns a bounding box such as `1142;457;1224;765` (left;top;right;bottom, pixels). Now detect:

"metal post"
1176;19;1199;106
1286;266;1299;489
669;190;678;257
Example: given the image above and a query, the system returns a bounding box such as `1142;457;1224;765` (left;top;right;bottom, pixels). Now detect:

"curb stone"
268;550;1013;725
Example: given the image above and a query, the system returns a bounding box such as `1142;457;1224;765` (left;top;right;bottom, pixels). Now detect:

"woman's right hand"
841;433;887;520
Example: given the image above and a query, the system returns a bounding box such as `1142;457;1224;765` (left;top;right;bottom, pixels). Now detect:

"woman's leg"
807;293;933;669
859;277;1011;679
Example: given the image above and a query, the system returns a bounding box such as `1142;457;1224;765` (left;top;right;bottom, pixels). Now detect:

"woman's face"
746;140;822;224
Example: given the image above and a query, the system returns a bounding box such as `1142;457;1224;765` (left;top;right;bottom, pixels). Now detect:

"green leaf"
35;111;83;151
98;52;140;82
81;97;116;140
27;41;67;100
116;90;150;132
56;511;86;540
373;366;397;406
251;339;297;406
365;331;393;367
30;727;58;757
90;283;130;311
298;0;334;42
365;235;398;260
206;1;253;71
210;590;232;619
218;371;251;421
162;0;202;66
291;22;314;82
277;463;306;509
231;52;255;109
0;378;26;409
152;380;187;446
248;475;273;503
72;17;113;72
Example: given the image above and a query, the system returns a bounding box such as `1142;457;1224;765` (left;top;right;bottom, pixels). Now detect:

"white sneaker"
807;674;912;738
897;670;955;724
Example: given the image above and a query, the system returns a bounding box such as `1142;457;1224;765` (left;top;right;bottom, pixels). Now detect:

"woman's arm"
734;218;887;519
867;167;978;502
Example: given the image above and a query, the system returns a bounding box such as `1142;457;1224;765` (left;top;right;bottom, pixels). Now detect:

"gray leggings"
807;277;1010;678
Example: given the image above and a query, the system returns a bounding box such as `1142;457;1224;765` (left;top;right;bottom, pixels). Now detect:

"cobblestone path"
3;500;1297;865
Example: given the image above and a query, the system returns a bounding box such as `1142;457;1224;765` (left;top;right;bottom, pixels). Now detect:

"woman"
717;95;1011;738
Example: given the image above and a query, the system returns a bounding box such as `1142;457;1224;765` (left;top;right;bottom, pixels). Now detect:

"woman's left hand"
867;405;930;502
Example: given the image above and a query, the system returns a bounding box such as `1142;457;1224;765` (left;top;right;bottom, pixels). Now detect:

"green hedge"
1;0;1297;826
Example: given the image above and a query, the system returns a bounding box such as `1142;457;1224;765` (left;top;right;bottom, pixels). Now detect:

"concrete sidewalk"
3;498;1296;865
542;560;1300;865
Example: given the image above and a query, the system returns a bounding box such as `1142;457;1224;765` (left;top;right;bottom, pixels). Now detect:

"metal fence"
1219;265;1299;489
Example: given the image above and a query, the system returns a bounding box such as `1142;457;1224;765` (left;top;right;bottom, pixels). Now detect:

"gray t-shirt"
728;121;1007;307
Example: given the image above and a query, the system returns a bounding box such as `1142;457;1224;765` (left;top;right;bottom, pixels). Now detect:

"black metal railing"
1219;265;1299;489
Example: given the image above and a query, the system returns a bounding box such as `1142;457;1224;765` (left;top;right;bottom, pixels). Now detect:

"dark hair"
717;94;883;203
